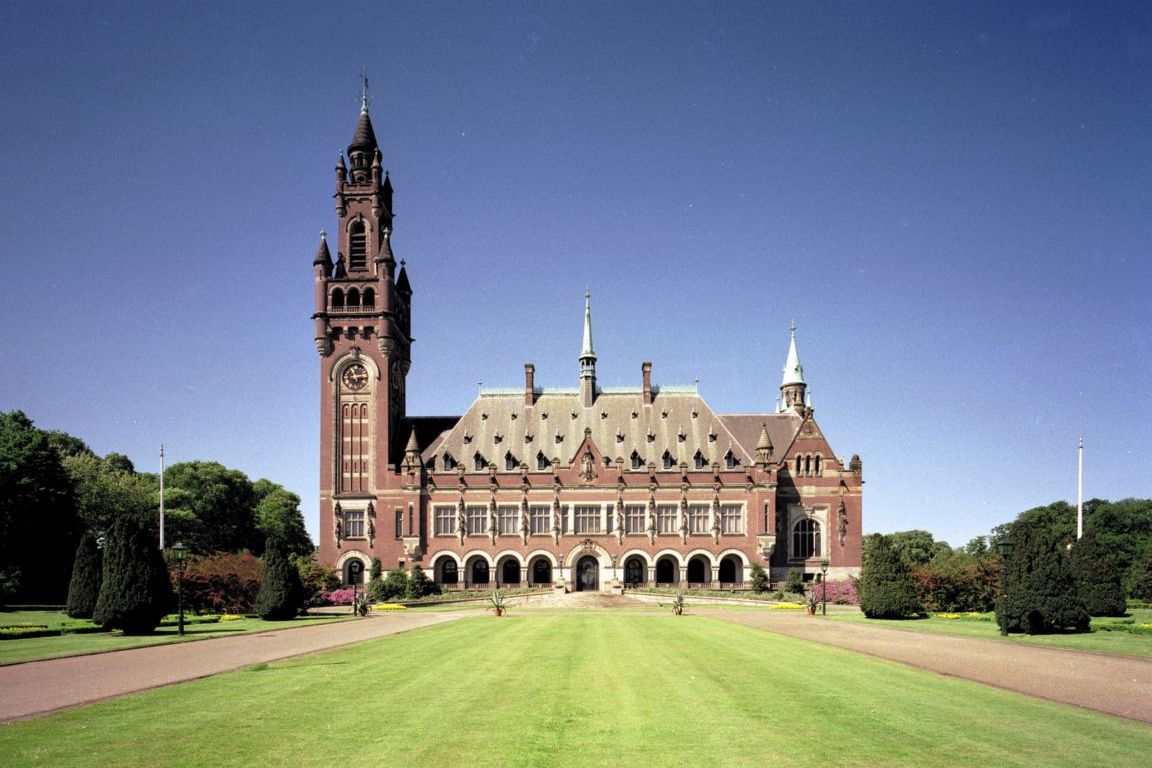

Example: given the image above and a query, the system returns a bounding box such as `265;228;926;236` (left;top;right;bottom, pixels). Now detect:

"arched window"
505;452;518;471
718;556;740;584
536;451;549;471
814;455;822;475
631;450;643;470
624;557;646;586
805;455;812;475
471;560;490;585
443;453;456;471
655;557;678;584
501;560;521;584
473;452;487;471
687;556;708;584
725;450;738;470
349;220;367;270
795;455;803;475
694;450;707;469
662;450;675;470
362;288;375;308
331;288;345;310
793;517;821;559
441;560;458;584
346;288;360;308
531;559;551;585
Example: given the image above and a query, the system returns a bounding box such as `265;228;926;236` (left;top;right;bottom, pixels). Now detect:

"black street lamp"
171;541;188;636
819;559;830;616
996;537;1014;637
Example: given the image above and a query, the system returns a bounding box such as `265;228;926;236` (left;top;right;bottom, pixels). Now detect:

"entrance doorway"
576;555;599;592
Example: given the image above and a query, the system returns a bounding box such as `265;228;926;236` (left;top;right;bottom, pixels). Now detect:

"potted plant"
804;592;819;616
672;591;685;616
489;590;508;617
353;593;372;617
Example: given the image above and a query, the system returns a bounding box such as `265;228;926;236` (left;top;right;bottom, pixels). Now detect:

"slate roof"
419;387;805;471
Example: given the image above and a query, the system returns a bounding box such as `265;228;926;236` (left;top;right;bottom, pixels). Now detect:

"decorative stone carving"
757;535;777;560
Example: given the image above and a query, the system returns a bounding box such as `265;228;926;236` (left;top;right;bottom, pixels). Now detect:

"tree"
254;538;303;620
179;552;264;614
370;564;409;602
784;569;805;595
886;529;943;566
910;550;998;612
94;516;173;634
998;521;1089;634
1068;532;1127;617
407;564;436;598
62;452;154;535
66;532;103;618
0;411;81;602
859;534;922;619
294;554;340;609
253;481;314;557
748;563;769;594
1130;546;1152;601
163;462;257;554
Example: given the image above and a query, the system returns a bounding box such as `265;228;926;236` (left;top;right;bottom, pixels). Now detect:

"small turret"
779;321;807;413
579;289;597;407
756;423;774;465
312;230;333;276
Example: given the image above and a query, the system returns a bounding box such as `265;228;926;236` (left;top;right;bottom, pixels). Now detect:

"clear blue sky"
2;1;1149;548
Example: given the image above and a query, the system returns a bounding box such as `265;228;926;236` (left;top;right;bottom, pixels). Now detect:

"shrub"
1069;532;1127;617
815;579;859;606
909;553;999;613
66;533;102;619
859;534;922;619
407;564;436;598
254;538;303;620
94;516;174;635
177;551;264;614
293;555;340;608
748;563;769;594
784;569;805;595
1127;547;1152;602
997;522;1089;634
321;588;357;606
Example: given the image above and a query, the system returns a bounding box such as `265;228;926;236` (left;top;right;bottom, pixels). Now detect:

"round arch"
654;554;680;585
335;550;371;585
686;554;711;585
684;548;719;568
430;552;462;585
494;551;525;586
463;551;494;587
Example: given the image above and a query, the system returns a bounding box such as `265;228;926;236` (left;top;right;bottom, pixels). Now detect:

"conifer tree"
254;537;303;620
66;532;102;618
1069;532;1127;617
94;516;173;634
1130;547;1152;602
748;563;770;594
407;564;435;598
997;522;1089;633
859;534;922;619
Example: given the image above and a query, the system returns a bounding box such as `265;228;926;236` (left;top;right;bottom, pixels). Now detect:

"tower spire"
360;69;370;114
779;321;807;412
579;288;597;406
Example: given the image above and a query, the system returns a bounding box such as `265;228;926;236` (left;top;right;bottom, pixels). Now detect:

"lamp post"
996;537;1014;637
819;559;830;616
171;541;188;636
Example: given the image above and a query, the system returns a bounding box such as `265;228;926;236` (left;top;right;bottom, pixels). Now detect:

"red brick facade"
313;105;862;590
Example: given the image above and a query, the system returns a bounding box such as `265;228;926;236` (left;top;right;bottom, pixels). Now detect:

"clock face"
342;363;369;391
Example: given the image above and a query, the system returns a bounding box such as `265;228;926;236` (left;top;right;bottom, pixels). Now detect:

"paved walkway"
0;611;467;723
704;610;1152;724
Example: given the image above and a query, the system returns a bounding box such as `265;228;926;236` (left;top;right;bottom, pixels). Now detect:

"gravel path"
704;610;1152;724
0;611;467;723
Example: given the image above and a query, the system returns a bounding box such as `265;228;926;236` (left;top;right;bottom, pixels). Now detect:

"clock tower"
313;83;413;575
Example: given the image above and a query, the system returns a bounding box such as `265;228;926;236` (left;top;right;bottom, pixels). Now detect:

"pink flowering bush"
814;579;859;605
319;588;357;606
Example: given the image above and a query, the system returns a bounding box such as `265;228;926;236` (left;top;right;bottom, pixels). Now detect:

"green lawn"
2;615;1149;767
829;609;1152;658
0;611;354;666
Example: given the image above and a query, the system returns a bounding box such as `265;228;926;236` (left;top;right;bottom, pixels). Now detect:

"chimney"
524;363;535;407
642;362;653;405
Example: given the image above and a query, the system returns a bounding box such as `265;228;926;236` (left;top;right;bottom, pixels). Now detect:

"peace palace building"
313;99;863;592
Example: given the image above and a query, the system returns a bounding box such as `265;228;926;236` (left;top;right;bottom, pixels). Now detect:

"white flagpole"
1076;435;1083;541
159;444;166;550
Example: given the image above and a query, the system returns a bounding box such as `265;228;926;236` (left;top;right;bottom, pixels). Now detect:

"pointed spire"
581;287;596;361
396;257;412;296
781;321;804;386
313;230;333;271
579;288;597;406
757;423;773;451
348;72;378;158
405;426;420;454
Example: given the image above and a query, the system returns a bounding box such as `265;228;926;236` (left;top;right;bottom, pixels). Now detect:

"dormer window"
473;452;487;471
536;451;549;471
443;453;457;471
724;450;739;470
504;452;518;471
349;220;367;271
693;450;707;470
662;450;675;470
630;451;643;470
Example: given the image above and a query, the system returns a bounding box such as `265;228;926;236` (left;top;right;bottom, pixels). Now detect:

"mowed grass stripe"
2;614;1150;767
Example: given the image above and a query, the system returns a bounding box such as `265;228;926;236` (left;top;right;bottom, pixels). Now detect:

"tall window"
505;452;518;471
662;451;676;470
687;504;709;534
349;220;367;270
498;506;518;535
536;451;549;471
362;288;375;308
694;450;707;470
624;505;645;534
725;450;738;470
434;506;455;536
793;517;821;559
441;560;458;584
466;506;486;536
340;402;369;492
574;505;601;535
529;505;550;535
394;509;403;539
631;451;644;470
344;508;365;538
656;504;678;534
443;453;457;471
720;504;743;534
474;453;487;471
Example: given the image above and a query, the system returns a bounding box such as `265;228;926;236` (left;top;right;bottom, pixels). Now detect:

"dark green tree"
748;562;770;594
859;534;923;619
163;462;257;554
407;564;436;598
66;532;103;618
383;567;410;601
784;569;805;595
253;481;314;557
254;538;303;620
0;411;81;602
1068;532;1127;616
62;452;154;535
367;558;385;601
94;516;173;634
1130;546;1152;601
997;521;1089;634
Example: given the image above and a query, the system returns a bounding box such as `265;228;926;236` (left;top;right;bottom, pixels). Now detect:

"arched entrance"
624;556;646;587
576;555;599;592
471;560;490;585
344;558;365;585
530;558;552;586
439;559;459;585
686;556;709;585
501;559;521;585
655;556;678;585
718;555;741;585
